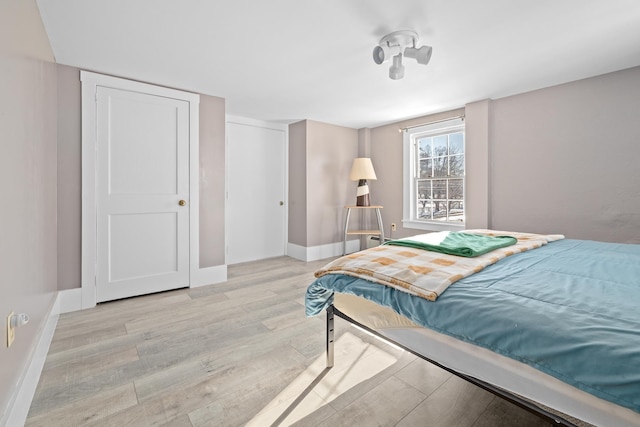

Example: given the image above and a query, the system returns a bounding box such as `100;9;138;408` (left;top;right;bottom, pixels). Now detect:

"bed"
305;230;640;427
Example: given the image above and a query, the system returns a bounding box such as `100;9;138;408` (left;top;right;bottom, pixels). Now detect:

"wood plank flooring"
26;256;551;426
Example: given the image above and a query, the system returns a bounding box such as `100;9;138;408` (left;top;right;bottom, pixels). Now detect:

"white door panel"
108;212;178;281
227;123;286;264
96;87;190;302
108;96;180;195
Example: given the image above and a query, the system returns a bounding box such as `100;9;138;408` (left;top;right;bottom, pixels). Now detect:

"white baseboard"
1;293;60;427
190;265;227;288
58;287;83;314
61;266;229;310
286;242;307;261
287;240;361;262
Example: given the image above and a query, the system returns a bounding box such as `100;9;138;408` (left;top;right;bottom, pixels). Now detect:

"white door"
227;122;286;264
95;87;190;302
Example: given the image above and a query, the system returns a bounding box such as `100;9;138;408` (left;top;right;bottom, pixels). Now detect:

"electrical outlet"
391;223;397;231
7;312;15;348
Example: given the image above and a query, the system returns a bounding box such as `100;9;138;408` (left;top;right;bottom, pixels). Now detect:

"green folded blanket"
385;231;517;257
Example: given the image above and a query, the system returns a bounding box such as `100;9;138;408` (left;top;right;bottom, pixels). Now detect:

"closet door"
227;121;286;264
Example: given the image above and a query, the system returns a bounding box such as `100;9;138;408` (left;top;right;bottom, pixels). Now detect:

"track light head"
404;45;433;66
372;44;402;65
389;54;404;80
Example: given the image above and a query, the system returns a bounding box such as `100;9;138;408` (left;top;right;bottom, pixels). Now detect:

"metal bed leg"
326;305;334;368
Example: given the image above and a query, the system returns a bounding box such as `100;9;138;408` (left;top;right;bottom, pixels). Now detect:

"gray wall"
306;120;358;247
0;0;58;418
490;66;640;243
55;68;227;289
368;66;640;243
288;120;358;248
288;121;307;246
57;65;81;290
198;95;226;268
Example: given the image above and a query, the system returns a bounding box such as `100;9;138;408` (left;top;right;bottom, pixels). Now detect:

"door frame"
80;71;200;309
225;115;288;264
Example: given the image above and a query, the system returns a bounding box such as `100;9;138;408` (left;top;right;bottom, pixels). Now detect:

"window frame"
402;117;465;232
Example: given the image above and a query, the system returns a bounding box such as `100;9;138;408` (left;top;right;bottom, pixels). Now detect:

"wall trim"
287;240;360;262
190;265;228;288
226;115;289;132
1;294;60;427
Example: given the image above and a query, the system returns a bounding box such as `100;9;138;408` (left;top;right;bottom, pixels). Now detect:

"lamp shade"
349;158;377;181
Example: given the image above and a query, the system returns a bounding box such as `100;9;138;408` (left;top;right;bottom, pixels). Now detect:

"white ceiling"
37;0;640;129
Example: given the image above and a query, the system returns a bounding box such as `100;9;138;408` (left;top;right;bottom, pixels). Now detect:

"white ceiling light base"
372;30;432;80
379;30;418;52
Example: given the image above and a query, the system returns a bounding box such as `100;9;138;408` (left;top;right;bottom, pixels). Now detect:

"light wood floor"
26;256;550;426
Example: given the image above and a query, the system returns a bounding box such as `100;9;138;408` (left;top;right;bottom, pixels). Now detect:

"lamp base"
356;179;371;207
356;194;370;207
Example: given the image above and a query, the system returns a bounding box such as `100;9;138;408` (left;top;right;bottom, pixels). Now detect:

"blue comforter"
305;239;640;413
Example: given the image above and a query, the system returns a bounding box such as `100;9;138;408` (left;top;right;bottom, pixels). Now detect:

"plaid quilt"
314;230;564;301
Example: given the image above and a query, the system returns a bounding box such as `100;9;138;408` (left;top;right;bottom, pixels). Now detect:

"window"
403;117;465;231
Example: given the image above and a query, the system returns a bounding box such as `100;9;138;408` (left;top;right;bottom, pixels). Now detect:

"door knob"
179;200;186;206
280;201;284;206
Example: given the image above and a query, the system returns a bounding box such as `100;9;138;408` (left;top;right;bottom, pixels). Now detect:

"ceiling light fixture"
372;30;432;80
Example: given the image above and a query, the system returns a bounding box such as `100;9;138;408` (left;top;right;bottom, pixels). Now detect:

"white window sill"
402;220;465;233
